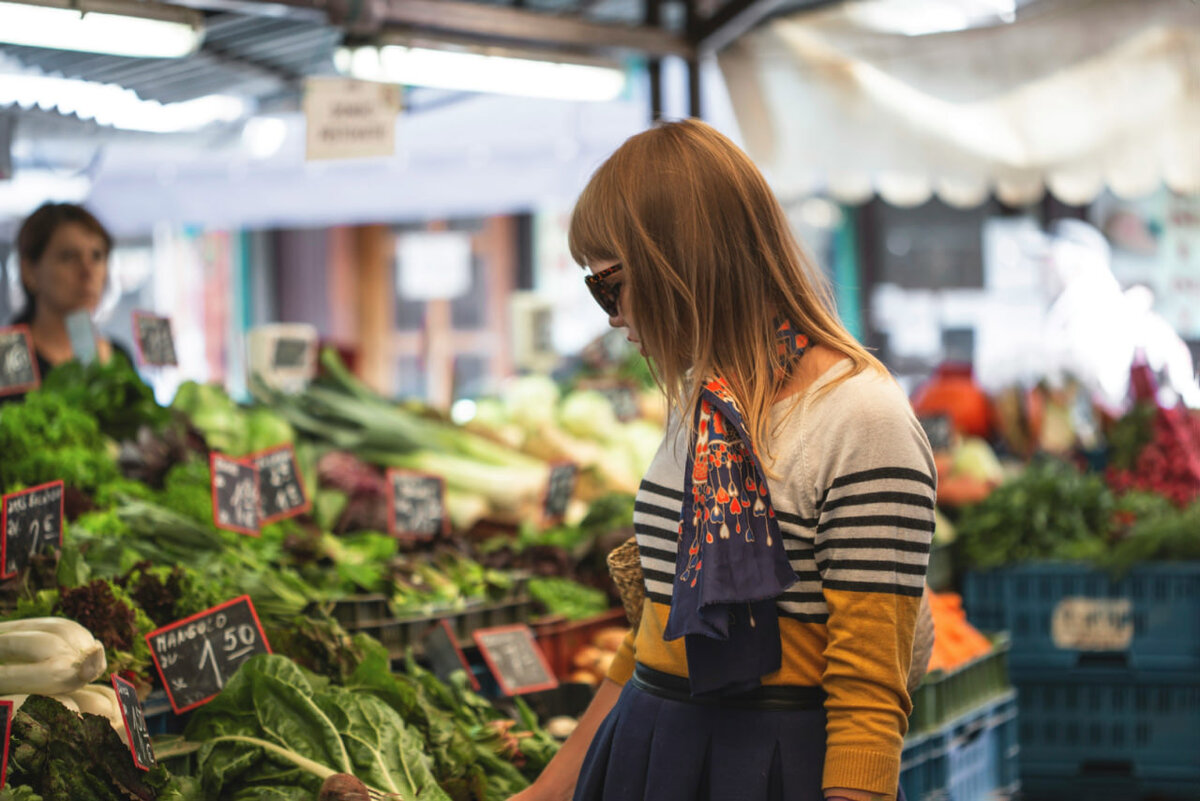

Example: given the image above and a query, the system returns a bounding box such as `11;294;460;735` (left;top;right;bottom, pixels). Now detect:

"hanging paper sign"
132;312;178;367
543;462;578;525
254;445;310;523
422;620;480;691
145;595;271;714
918;413;954;452
473;625;558;696
304;76;400;161
386;469;447;539
0;699;12;789
111;674;155;770
1;480;64;579
210;453;260;536
0;325;38;397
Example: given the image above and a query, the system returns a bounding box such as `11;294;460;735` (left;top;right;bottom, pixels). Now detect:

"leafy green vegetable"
954;459;1115;569
0;391;118;493
55;578;156;677
186;654;450;801
1096;496;1200;575
527;577;608;620
41;353;169;442
7;694;193;800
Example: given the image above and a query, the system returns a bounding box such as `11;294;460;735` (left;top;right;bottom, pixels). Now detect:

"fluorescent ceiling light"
0;169;91;217
334;45;626;102
0;73;245;132
242;116;289;159
0;0;203;58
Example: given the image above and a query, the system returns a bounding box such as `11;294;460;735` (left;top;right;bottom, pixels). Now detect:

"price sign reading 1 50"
146;596;271;713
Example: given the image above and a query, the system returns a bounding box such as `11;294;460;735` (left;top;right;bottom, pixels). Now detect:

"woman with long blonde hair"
512;120;934;801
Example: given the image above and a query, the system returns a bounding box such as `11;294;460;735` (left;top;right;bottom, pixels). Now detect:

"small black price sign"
111;674;155;770
0;325;38;397
543;462;578;525
272;337;310;370
210;453;260;536
422;620;480;691
0;699;12;789
1;480;64;579
386;469;447;539
254;445;310;523
132;311;178;367
918;413;954;452
473;624;558;696
146;595;271;714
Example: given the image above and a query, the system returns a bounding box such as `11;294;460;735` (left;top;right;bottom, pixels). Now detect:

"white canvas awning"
719;0;1200;207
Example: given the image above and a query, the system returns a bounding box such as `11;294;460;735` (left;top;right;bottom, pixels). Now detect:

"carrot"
926;592;992;673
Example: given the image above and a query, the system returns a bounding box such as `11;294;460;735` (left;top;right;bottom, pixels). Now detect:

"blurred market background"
0;1;1198;800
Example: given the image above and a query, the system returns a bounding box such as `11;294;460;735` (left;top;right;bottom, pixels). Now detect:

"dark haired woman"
5;202;131;399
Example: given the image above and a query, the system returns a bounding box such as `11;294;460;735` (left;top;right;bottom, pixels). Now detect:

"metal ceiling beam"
693;0;835;54
268;0;693;58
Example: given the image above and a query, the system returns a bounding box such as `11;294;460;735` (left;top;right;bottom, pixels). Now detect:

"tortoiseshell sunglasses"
584;263;623;317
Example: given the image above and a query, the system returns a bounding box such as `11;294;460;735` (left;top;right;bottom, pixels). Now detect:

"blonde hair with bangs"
569;119;887;455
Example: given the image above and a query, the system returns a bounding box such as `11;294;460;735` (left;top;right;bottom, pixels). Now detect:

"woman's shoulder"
810;365;919;432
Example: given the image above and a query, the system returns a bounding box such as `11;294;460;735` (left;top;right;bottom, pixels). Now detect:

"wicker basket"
606;536;645;629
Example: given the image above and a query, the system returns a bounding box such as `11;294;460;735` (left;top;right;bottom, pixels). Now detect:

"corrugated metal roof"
0;11;341;103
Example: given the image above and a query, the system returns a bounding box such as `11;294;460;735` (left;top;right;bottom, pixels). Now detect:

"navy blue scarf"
662;320;809;695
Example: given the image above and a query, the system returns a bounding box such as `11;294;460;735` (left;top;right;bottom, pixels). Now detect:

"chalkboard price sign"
473;625;558;696
210;453;260;536
111;674;155;770
0;699;12;789
132;312;178;367
543;462;578;525
422;620;480;691
272;337;310;370
1;481;64;579
146;595;271;714
918;413;954;453
254;445;310;523
386;470;447;539
0;325;38;397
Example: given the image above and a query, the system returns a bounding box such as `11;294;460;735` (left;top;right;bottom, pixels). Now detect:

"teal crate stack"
963;562;1200;800
900;690;1019;801
962;563;1200;672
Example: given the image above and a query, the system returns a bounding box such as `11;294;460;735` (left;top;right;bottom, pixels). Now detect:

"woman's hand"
506;782;572;801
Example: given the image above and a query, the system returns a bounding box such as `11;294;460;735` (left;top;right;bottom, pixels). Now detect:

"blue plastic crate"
962;562;1200;672
946;692;1019;801
1013;666;1200;781
1020;770;1200;801
901;689;1019;801
900;727;947;801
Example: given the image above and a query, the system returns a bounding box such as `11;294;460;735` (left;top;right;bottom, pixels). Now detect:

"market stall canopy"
719;0;1200;207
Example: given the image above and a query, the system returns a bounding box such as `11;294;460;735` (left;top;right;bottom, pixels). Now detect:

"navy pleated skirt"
574;666;906;801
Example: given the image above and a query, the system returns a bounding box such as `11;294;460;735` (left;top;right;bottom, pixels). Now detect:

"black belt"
631;664;827;710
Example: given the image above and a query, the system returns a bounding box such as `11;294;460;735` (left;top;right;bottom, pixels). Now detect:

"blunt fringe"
568;119;887;458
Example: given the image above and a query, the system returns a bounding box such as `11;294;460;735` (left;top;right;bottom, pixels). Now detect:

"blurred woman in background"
7;203;130;389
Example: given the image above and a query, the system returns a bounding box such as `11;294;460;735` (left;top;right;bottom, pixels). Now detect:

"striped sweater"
607;361;937;800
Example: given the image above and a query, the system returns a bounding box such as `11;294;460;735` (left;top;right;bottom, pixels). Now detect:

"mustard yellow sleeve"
605;628;637;686
807;385;937;799
820;589;921;799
